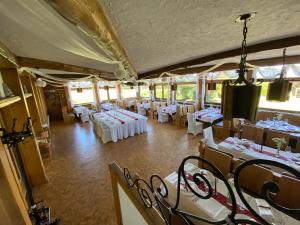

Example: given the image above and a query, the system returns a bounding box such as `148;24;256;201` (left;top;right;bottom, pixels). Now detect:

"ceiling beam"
138;35;300;79
17;57;113;76
141;55;300;79
172;55;300;75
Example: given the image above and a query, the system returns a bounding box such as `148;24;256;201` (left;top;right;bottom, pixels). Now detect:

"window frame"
98;86;116;101
175;81;197;103
122;85;137;99
139;85;150;98
204;78;300;113
70;87;95;104
154;83;169;100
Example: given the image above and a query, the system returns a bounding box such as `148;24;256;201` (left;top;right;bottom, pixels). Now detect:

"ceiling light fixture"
266;48;292;102
222;12;261;121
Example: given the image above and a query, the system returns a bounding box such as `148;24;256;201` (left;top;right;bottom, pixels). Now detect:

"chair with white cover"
157;107;169;123
99;123;112;144
203;126;219;149
187;113;203;136
137;103;146;116
160;101;167;107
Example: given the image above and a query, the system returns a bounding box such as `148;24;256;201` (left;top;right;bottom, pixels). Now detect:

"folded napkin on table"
255;199;274;222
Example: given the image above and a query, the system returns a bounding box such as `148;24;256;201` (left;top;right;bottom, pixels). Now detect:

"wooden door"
44;90;63;121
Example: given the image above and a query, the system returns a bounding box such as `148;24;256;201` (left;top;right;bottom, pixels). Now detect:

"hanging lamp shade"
207;82;216;91
266;49;292;102
149;84;155;91
221;12;261;121
222;81;261;121
171;83;177;91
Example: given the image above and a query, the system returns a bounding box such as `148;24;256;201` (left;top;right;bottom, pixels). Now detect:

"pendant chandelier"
266;48;292;101
222;13;261;121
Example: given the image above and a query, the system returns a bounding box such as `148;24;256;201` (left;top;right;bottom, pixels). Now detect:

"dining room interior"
0;1;300;225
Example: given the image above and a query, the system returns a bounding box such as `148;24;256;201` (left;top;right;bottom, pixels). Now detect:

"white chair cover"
187;113;203;136
137;103;146;116
203;127;219;149
80;107;89;122
157;107;169;123
99;123;112;143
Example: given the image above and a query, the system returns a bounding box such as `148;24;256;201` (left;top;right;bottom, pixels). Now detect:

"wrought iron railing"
123;156;300;225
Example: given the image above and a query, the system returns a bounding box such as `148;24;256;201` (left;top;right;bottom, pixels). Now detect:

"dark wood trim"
139;37;300;78
109;162;167;225
170;55;300;76
0;41;18;68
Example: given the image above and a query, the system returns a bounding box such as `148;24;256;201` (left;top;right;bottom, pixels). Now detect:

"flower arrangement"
276;112;283;121
272;137;286;157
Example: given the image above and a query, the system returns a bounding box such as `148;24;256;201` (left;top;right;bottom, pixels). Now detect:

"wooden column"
30;80;47;125
38;87;48;123
197;75;204;110
64;86;72;113
0;69;47;186
93;80;101;111
115;82;122;100
20;75;43;134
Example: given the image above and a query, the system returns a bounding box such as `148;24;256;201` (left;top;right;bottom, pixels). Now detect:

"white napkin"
255;199;274;221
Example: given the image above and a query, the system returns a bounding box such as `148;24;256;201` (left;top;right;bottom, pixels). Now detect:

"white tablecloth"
140;103;150;110
73;106;89;122
93;109;147;142
101;103;116;111
164;163;297;224
160;105;177;115
194;108;223;124
256;120;300;137
218;137;300;172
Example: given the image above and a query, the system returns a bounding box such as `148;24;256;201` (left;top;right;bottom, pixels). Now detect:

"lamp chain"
239;19;248;80
280;48;287;79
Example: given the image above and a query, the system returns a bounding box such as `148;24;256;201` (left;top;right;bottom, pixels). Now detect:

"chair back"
239;164;273;196
295;138;300;153
187;105;195;113
160;102;167;107
242;125;264;144
265;129;290;150
202;147;232;178
203;127;215;148
232;118;240;128
182;106;188;115
275;174;300;209
187;112;193;123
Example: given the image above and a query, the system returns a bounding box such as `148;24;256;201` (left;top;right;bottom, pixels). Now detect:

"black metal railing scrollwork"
123;156;300;225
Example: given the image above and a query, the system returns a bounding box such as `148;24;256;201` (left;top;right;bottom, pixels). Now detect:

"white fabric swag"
0;0;135;80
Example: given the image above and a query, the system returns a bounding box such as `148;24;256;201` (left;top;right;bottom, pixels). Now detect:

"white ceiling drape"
0;0;135;80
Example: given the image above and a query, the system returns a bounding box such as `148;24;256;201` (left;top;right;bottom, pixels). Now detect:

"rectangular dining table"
164;163;297;225
255;120;300;137
194;108;223;124
93;109;147;142
218;137;300;173
73;106;89;122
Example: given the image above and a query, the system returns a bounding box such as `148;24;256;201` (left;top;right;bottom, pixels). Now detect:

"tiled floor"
33;118;200;225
